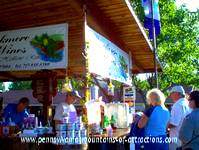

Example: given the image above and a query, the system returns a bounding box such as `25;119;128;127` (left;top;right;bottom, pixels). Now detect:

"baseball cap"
170;85;185;95
68;90;82;99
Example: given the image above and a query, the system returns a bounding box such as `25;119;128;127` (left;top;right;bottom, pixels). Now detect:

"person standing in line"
138;88;170;150
168;85;191;150
179;90;199;150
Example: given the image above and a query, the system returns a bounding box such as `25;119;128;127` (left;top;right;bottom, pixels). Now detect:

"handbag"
176;134;199;150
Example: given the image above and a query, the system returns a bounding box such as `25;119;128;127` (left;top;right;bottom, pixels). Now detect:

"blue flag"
142;0;161;39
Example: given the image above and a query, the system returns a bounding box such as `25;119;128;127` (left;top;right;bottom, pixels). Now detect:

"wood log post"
31;70;57;125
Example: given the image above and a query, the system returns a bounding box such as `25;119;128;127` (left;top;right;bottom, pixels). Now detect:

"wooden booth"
0;0;161;150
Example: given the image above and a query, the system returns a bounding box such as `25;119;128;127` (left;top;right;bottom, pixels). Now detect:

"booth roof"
0;0;161;81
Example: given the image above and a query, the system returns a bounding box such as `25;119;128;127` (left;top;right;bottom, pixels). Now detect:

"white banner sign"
86;25;132;85
0;23;68;71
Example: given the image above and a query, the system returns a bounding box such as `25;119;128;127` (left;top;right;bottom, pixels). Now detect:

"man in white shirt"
54;90;81;126
168;85;191;150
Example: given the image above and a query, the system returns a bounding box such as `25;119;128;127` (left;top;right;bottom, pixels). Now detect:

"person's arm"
179;115;193;145
138;106;155;128
138;114;148;128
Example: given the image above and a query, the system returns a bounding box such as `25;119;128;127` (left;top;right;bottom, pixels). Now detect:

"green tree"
8;81;32;90
130;0;199;107
0;82;5;91
131;0;199;96
158;1;199;90
132;75;150;105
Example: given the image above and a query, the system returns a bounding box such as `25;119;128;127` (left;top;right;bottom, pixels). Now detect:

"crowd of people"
1;85;199;150
129;86;199;150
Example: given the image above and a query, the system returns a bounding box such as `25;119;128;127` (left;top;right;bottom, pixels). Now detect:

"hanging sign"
0;23;68;71
123;86;136;107
85;25;132;85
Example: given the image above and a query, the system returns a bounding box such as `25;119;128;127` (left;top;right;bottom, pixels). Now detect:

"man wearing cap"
54;90;81;126
168;85;191;150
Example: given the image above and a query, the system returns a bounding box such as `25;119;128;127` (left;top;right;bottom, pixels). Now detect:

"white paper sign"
0;23;68;71
85;100;101;124
86;25;132;85
123;86;136;107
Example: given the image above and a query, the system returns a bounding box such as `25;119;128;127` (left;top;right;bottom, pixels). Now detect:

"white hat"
170;85;185;95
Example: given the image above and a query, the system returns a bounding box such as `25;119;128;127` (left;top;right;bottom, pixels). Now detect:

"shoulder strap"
185;134;199;146
144;106;156;118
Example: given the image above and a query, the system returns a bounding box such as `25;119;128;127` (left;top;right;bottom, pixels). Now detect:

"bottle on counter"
106;125;113;137
39;121;43;128
35;117;38;128
110;115;117;129
102;115;109;129
46;119;53;134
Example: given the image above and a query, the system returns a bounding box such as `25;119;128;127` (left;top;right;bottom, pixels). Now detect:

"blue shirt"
3;104;29;127
144;105;170;136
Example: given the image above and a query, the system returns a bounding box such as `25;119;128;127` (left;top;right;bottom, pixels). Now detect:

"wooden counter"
0;135;56;150
0;128;130;150
88;128;130;150
91;128;130;138
112;128;130;138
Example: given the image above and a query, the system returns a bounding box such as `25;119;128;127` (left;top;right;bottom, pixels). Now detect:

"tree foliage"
7;78;84;93
0;82;5;92
158;1;199;89
131;0;199;93
8;81;32;90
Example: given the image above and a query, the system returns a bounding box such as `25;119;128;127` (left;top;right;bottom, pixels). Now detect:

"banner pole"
151;0;158;88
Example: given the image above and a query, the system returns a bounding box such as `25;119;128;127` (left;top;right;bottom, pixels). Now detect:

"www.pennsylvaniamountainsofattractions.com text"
20;136;178;145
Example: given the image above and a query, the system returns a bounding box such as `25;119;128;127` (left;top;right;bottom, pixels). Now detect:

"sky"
176;0;199;12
